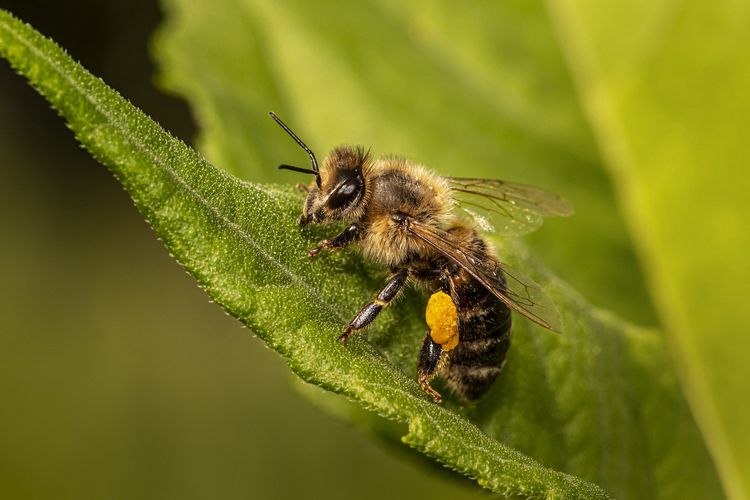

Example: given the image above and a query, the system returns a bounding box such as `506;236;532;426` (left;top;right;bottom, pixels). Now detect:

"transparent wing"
408;221;562;332
448;177;574;235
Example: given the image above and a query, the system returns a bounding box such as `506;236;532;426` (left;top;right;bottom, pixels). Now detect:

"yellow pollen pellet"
426;291;459;351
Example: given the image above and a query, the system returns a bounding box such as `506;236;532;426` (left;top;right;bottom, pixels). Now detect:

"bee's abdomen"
446;269;512;401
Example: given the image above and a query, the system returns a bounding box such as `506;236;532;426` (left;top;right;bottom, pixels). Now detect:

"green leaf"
0;9;609;499
0;6;723;500
549;1;750;498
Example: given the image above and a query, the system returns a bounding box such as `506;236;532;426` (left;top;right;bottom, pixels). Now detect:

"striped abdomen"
446;265;512;401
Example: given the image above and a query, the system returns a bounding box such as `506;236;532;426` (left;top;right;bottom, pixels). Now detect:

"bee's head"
270;112;369;226
299;146;370;226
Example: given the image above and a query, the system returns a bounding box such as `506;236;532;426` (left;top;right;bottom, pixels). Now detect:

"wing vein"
407;221;561;332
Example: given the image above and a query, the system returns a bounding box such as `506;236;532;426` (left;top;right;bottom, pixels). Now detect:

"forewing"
448;177;574;235
408;222;562;332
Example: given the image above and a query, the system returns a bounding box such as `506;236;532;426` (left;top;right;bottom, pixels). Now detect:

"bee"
270;112;573;403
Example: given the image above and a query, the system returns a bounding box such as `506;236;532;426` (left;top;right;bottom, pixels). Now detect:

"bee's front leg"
308;224;360;257
340;268;409;343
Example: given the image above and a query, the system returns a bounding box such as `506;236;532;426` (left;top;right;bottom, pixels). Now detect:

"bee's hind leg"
339;269;409;343
417;289;459;403
418;334;446;403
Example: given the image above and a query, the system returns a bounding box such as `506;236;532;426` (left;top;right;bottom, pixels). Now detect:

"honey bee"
270;112;573;403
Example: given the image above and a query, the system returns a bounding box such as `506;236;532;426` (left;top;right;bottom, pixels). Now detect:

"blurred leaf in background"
156;0;657;328
549;1;750;498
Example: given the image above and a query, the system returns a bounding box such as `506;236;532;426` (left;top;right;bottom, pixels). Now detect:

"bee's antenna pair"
269;111;321;188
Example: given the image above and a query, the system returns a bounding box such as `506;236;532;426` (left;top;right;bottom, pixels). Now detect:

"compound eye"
326;176;362;210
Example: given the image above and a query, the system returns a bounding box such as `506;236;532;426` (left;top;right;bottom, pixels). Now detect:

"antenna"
278;164;316;175
269;111;321;187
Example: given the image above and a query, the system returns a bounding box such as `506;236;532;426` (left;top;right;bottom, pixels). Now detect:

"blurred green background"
2;0;749;499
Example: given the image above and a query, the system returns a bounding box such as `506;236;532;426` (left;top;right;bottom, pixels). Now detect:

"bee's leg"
339;269;409;343
417;333;446;403
308;224;361;257
295;183;310;192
